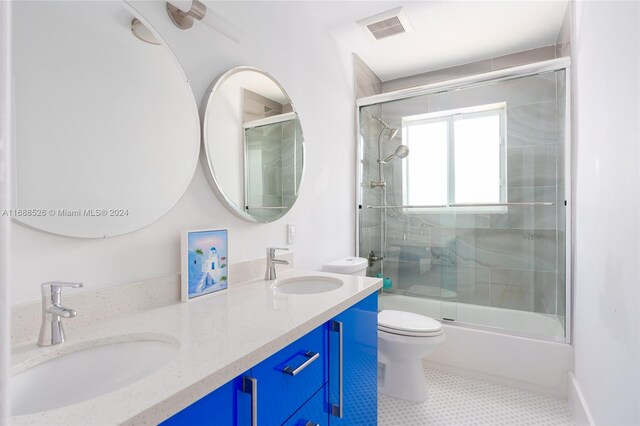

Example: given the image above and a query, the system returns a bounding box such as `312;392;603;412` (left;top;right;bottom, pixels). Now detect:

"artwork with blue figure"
187;229;228;299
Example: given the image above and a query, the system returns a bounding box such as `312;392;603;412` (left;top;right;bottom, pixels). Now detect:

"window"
402;103;506;212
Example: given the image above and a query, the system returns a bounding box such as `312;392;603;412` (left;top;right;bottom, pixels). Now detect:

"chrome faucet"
38;281;84;347
265;248;289;280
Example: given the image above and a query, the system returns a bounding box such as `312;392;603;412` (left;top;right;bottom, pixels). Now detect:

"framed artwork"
181;229;229;301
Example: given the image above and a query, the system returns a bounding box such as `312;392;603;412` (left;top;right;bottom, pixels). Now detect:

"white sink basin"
274;276;343;295
11;338;179;416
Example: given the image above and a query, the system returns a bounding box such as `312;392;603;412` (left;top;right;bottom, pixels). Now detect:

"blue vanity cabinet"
328;293;378;425
160;372;252;426
161;292;378;425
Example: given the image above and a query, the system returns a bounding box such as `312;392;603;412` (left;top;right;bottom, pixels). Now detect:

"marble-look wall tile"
474;228;532;270
533;271;559;314
490;282;534;312
380;95;428;126
382;59;493;92
450;73;557;109
507;101;558;147
556;70;567;100
489;205;559;231
507;144;558;188
490;267;535;287
381;45;558;94
556;266;566;318
508;185;558;203
354;54;382;98
492;45;556;70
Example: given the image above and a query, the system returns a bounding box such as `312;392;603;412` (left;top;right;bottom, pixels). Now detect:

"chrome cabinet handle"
303;421;319;426
282;351;320;376
242;376;258;426
330;320;343;418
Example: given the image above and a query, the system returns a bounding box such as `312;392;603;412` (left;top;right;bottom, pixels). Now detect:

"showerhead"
383;145;409;162
373;116;399;139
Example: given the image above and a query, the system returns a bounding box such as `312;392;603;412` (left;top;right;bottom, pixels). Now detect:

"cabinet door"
282;385;329;426
252;325;328;425
328;293;378;425
160;373;252;426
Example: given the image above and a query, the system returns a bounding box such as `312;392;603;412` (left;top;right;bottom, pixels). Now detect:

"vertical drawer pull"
282;351;320;376
330;320;343;418
242;376;258;426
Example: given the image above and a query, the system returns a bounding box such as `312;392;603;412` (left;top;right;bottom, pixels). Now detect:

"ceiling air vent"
358;7;414;40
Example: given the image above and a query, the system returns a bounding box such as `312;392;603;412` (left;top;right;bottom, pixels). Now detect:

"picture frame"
181;228;229;301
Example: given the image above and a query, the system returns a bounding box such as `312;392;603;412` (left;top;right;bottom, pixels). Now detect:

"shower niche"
357;61;570;341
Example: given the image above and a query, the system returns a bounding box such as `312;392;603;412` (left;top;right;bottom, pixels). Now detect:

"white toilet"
323;258;445;402
323;257;369;276
377;309;444;401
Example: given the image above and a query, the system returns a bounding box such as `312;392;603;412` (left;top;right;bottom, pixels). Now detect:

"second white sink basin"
274;276;343;295
11;338;179;416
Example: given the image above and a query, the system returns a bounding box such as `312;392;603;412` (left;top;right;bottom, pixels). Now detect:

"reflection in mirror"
11;1;200;238
202;67;304;223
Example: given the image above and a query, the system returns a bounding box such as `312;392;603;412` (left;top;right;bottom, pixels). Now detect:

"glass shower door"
358;67;568;341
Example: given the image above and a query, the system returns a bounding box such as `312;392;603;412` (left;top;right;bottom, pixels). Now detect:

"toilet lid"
378;310;442;334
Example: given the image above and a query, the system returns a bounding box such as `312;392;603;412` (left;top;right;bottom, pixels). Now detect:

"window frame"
401;102;507;214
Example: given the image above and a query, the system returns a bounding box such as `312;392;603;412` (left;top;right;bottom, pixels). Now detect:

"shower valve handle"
367;250;383;267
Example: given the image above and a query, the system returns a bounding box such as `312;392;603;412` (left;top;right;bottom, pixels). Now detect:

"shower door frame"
354;57;572;344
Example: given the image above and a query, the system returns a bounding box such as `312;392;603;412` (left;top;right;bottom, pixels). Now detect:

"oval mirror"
11;1;200;238
202;67;304;223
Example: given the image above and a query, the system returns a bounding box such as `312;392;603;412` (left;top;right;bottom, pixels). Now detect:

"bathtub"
379;293;573;398
379;293;565;339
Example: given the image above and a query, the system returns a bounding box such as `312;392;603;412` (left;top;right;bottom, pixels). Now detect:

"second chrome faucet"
265;247;289;280
38;281;83;347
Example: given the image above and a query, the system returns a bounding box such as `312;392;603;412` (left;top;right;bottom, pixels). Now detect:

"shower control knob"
368;250;383;267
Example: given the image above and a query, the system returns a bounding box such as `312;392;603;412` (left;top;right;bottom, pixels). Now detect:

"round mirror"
202;67;304;223
11;1;200;238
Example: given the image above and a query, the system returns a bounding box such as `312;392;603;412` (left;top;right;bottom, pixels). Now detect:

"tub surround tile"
382;60;493;92
450;73;557;109
10;269;381;425
491;45;556;70
507;100;558;147
507;144;559;188
490;282;534;312
488;204;559;230
508;185;558;204
534;271;559;315
355;54;382;98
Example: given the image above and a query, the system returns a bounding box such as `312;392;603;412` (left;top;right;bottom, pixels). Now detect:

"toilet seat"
378;310;443;337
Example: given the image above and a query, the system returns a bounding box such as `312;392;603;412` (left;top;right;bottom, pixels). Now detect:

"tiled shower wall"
359;48;567;319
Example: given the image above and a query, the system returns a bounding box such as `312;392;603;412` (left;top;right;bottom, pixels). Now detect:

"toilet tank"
323;257;368;276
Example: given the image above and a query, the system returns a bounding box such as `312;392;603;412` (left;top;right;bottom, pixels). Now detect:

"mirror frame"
200;66;305;223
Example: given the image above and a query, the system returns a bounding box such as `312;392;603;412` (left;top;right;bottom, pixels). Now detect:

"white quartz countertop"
10;270;381;425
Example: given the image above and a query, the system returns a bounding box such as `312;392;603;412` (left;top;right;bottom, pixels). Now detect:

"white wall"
9;1;355;304
573;1;640;425
1;2;11;422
